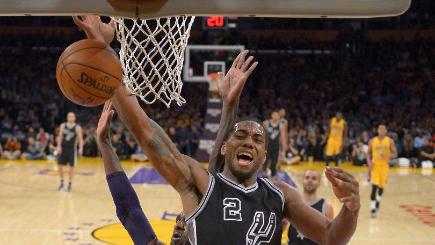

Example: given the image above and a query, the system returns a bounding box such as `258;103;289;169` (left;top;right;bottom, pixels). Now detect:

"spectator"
21;137;45;160
190;125;201;157
3;137;22;160
402;132;414;158
284;138;304;165
176;121;191;156
112;133;128;160
131;145;148;162
419;136;435;167
351;141;368;166
414;132;426;156
36;127;50;154
168;126;179;148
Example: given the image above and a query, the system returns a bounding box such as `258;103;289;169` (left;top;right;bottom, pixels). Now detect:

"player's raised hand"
325;167;360;211
96;100;115;143
217;50;258;105
72;15;115;45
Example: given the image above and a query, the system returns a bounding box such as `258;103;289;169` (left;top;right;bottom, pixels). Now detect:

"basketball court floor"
0;158;434;245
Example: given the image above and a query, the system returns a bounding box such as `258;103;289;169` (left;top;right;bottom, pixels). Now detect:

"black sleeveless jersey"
186;173;284;245
287;198;326;245
267;121;281;150
61;123;77;149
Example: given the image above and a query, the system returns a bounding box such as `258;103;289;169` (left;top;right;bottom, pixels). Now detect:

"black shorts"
266;146;280;165
58;151;77;167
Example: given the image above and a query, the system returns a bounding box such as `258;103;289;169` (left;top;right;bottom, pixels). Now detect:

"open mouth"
237;151;253;166
172;231;182;241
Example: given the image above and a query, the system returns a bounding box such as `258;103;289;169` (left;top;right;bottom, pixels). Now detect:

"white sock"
376;194;382;202
371;201;376;210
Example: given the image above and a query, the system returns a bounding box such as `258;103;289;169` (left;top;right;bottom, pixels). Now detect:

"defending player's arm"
73;15;209;215
56;123;64;154
76;125;84;156
209;50;258;173
277;167;359;245
96;102;162;245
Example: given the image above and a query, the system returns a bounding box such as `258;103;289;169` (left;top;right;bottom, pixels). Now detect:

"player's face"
336;112;343;120
378;125;387;137
303;170;320;194
279;109;286;118
223;121;266;181
271;112;280;121
170;214;188;245
67;113;76;123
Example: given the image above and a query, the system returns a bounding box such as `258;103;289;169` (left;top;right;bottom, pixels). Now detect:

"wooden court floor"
0;158;434;245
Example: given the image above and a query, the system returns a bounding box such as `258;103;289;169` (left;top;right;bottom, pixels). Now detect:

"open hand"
325;167;360;211
72;15;115;45
217;50;258;105
96;101;115;143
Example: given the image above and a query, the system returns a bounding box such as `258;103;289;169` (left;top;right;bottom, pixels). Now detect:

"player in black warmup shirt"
288;170;334;245
57;112;83;192
79;16;360;245
263;111;286;178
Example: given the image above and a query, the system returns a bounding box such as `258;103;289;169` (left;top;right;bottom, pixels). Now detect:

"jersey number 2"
223;198;242;221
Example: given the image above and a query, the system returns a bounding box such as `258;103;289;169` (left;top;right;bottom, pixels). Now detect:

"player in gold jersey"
367;124;397;218
325;112;347;166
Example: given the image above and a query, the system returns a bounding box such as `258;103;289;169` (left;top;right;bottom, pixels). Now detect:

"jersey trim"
185;173;215;222
321;199;327;215
260;178;285;211
187;219;197;245
217;173;259;193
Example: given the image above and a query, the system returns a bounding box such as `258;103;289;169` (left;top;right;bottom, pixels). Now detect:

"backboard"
0;0;411;19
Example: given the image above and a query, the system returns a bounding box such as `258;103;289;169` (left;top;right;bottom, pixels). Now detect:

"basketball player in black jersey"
78;16;360;245
57;112;84;192
263;111;287;178
288;170;334;245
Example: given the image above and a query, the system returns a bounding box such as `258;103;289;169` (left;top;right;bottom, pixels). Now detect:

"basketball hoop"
113;16;195;107
207;72;220;98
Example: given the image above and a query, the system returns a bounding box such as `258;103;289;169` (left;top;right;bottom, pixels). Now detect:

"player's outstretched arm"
278;167;359;245
96;101;163;245
74;15;209;215
209;50;258;173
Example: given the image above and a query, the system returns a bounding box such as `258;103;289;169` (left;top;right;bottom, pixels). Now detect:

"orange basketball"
56;39;122;107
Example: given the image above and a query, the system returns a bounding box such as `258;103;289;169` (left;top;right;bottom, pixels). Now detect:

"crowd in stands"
0;46;207;161
0;11;434;167
239;37;435;167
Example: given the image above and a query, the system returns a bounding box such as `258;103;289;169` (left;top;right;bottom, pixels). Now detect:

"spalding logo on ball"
56;39;122;107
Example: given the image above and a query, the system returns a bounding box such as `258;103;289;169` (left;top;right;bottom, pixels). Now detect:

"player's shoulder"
268;179;299;199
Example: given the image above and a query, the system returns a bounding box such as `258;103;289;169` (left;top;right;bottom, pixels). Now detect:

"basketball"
56;39;122;107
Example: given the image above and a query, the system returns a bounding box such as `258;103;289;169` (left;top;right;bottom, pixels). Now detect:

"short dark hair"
214;117;269;173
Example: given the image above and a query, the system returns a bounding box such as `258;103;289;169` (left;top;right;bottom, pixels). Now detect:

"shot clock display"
203;16;228;29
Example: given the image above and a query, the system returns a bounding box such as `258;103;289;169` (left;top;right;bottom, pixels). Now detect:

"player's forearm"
79;136;84;150
209;100;239;173
106;171;157;244
57;135;62;148
325;205;359;245
111;86;192;190
98;139;123;175
111;86;154;143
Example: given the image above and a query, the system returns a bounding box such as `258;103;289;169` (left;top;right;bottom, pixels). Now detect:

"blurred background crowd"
0;0;433;166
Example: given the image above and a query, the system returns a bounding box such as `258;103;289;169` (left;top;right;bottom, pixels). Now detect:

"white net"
113;16;195;107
